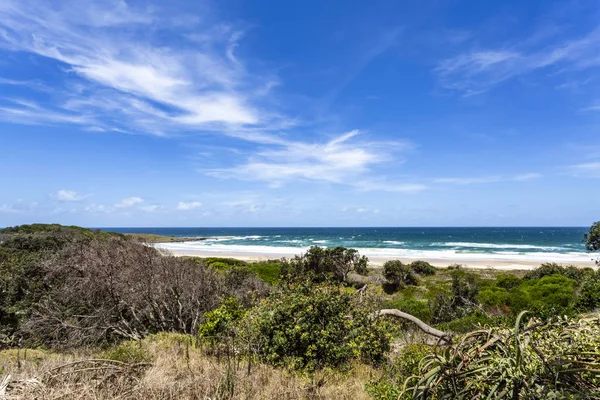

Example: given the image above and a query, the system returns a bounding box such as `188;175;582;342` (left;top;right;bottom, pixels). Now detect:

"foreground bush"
403;312;600;399
245;281;390;372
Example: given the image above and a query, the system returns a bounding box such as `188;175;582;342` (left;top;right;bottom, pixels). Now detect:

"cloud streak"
0;0;277;135
437;27;600;95
208;130;414;189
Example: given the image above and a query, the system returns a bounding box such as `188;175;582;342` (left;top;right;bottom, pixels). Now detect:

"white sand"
158;246;597;271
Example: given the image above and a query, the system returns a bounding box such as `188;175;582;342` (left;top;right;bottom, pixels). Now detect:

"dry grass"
0;334;375;400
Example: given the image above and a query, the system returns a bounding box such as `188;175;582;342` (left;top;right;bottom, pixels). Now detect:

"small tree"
383;260;418;290
281;246;369;283
410;260;436;276
246;282;389;372
584;221;600;265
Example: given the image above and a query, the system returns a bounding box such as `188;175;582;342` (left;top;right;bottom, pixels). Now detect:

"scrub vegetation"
0;223;599;399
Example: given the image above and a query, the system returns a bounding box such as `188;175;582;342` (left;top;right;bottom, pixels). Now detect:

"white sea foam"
154;242;593;264
432;242;570;251
312;240;328;244
383;241;405;245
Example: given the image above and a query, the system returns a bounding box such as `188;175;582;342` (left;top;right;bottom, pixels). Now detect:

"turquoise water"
103;227;594;264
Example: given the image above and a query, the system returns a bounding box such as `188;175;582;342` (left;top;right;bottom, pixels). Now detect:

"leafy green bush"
103;340;152;364
383;298;432;324
409;260;436;276
495;273;522;290
524;262;593;284
203;257;248;269
382;261;418;291
575;272;600;311
198;297;246;343
510;274;577;317
245;281;389;372
584;221;600;264
247;262;281;285
477;286;511;309
437;312;495;333
280;246;369;283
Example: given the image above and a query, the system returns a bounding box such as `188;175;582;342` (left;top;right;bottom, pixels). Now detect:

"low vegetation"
0;223;599;399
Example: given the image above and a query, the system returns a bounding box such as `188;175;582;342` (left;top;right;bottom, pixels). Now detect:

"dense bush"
523;262;593;284
382;261;418;291
281;246;369;283
245;281;389;372
575;271;600;311
383;298;433;324
409;260;436;276
584;221;600;264
198;297;247;343
24;238;229;347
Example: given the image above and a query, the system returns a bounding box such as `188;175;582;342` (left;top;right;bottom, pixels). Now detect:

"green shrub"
280;246;369;284
103;340;152;364
203;257;248;269
437;312;494;333
524;262;593;284
477;286;511;309
247;262;281;285
510;274;577;317
245;281;389;372
575;273;600;311
198;297;246;343
495;274;522;290
383;298;432;324
409;260;436;276
382;261;418;291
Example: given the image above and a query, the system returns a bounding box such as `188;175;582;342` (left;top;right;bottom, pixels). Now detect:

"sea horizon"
100;226;596;269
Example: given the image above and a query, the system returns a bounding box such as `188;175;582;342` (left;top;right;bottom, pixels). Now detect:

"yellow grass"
0;333;376;399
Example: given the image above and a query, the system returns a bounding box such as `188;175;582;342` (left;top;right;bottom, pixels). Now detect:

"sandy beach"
157;245;597;271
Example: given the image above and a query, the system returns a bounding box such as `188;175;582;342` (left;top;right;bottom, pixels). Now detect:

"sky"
0;0;599;227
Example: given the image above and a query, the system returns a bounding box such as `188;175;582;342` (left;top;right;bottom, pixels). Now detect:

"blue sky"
1;0;599;227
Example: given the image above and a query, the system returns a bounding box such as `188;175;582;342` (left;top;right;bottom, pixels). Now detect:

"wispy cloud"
341;206;380;214
117;197;144;208
437;27;600;95
54;190;87;202
208;130;412;189
433;173;542;185
0;0;282;135
176;201;203;211
566;162;600;177
0;201;38;214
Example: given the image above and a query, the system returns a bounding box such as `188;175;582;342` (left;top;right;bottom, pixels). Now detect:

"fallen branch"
374;309;453;344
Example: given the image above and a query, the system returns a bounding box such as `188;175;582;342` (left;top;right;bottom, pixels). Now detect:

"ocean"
102;227;595;266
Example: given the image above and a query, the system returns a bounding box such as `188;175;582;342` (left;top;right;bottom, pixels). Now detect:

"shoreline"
156;245;597;270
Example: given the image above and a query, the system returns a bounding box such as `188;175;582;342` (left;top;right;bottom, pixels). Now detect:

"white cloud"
433;173;542;185
355;181;428;193
138;205;164;213
341;206;380;214
117;197;144;208
208;130;412;188
55;190;87;202
176;201;203;211
567;161;600;177
437;27;600;95
0;201;38;214
0;0;275;134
